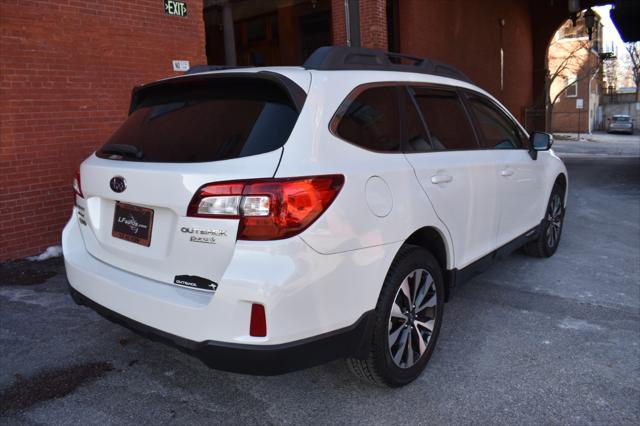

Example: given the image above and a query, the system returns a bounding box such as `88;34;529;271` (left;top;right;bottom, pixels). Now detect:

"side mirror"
529;132;553;160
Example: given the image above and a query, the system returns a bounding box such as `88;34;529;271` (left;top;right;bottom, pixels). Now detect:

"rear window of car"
612;116;630;122
333;86;401;152
96;78;299;163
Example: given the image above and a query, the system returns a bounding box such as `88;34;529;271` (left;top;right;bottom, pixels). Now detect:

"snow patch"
558;317;603;331
27;246;62;261
0;288;69;308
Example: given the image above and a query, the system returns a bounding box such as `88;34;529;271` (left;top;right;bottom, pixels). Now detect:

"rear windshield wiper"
100;144;144;160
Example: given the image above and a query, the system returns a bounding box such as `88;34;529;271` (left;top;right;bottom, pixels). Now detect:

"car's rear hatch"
610;116;632;129
76;70;309;290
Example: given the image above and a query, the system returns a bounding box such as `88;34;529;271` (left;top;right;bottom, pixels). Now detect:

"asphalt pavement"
1;135;639;425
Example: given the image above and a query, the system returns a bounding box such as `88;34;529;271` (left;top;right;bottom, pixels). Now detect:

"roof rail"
303;46;473;84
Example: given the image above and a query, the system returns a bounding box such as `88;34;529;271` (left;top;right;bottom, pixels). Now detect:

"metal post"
343;0;360;48
344;0;351;47
222;1;236;66
578;108;581;140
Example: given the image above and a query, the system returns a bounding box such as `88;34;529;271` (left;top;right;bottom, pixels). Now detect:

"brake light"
72;170;83;198
187;175;344;240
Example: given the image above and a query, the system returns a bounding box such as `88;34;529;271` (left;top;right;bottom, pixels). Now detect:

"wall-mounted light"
583;8;596;41
568;0;581;13
568;0;580;26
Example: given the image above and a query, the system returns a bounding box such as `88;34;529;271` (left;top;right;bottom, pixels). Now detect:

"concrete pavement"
1;143;639;425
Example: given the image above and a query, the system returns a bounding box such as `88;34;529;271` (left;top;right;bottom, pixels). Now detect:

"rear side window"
412;87;478;151
334;86;401;152
96;78;299;163
403;89;432;153
467;95;528;149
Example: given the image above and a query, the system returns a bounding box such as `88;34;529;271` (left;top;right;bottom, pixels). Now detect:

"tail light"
187;175;344;240
72;170;83;198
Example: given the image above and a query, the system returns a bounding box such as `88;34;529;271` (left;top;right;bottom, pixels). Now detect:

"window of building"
411;87;478;151
466;96;528;150
335;86;401;152
565;74;578;97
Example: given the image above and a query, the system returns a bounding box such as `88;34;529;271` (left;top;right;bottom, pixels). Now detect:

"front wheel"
525;185;565;258
347;245;444;387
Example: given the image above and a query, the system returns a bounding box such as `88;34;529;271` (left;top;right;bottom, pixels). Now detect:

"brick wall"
359;0;387;50
397;0;534;122
331;0;347;45
331;0;387;49
0;0;206;261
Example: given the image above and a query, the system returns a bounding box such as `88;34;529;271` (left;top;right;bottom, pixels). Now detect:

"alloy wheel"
546;193;563;248
387;269;438;369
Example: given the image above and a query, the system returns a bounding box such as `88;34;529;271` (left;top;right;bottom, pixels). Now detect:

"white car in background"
63;46;568;387
607;114;634;134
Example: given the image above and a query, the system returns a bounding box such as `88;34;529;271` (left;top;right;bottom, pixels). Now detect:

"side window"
403;88;432;153
412;87;478;151
335;86;401;152
467;96;528;149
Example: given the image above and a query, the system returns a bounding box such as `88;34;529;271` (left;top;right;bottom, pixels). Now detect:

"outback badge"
173;275;218;292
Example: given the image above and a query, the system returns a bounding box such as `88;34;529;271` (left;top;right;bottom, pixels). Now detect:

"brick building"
1;0;637;261
548;13;605;133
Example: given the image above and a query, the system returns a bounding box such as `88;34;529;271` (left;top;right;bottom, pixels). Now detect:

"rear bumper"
63;213;400;372
608;127;633;133
69;284;373;375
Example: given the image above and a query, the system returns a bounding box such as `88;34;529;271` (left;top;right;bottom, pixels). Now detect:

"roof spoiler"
128;71;307;114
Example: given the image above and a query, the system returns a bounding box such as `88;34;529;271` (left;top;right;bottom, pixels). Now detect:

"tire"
524;184;565;258
347;245;445;387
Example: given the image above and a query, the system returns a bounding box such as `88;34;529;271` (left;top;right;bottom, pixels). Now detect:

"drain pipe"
588;65;600;133
344;0;351;47
343;0;360;47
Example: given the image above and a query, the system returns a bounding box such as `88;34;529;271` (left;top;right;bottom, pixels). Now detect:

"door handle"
431;175;453;184
501;168;514;177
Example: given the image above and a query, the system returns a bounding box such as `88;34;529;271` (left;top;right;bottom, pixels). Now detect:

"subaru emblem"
110;176;127;193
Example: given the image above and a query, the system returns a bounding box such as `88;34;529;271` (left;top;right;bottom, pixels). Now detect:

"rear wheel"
524;185;565;258
348;245;444;387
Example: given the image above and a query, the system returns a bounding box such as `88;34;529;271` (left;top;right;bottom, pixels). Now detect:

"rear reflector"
250;304;267;337
187;175;344;240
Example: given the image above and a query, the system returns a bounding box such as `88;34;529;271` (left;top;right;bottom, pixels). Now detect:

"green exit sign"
164;0;187;17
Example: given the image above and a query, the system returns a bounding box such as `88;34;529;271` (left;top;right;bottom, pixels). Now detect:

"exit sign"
164;0;187;17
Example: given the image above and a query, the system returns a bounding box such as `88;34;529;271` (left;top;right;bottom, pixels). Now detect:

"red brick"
0;0;206;261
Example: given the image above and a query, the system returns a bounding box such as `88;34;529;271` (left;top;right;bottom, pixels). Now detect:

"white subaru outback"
63;46;567;387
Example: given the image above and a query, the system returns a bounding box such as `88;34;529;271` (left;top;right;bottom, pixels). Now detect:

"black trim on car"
68;285;375;375
447;220;543;290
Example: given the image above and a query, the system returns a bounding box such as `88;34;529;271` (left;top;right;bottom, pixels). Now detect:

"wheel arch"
554;172;568;206
403;226;453;299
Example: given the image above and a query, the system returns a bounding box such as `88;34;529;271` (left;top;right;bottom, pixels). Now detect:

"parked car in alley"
63;46;568;387
607;114;634;134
